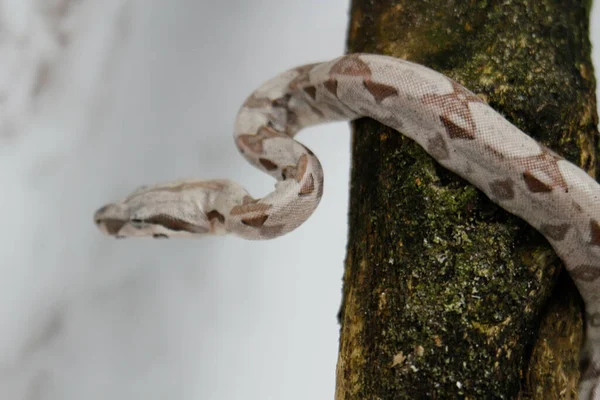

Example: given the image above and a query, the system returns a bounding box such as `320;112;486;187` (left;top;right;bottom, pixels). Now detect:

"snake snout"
94;203;129;236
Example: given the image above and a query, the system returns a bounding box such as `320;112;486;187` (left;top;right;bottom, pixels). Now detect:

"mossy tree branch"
336;1;598;398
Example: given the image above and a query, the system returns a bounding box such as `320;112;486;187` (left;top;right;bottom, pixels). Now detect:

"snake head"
93;181;219;238
94;203;211;239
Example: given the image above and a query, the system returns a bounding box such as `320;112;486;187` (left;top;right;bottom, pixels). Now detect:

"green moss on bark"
337;1;596;399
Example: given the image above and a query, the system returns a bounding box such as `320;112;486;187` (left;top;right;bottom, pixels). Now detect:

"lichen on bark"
336;1;597;399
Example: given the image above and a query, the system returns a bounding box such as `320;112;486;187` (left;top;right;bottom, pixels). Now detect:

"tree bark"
336;1;598;399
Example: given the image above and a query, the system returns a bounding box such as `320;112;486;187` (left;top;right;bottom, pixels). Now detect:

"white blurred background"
0;1;598;399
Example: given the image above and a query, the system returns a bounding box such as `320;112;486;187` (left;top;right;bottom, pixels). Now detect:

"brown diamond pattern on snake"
206;210;225;224
230;202;272;216
242;195;257;204
590;220;600;246
288;63;320;91
259;158;278;171
241;214;269;227
326;55;398;104
324;79;338;96
426;132;450;160
522;171;553;193
299;173;315;196
303;85;317;100
422;80;483;141
489;178;515;201
236;125;285;154
145;214;208;234
363;80;398;104
538;222;571;241
515;146;567;193
439;115;476;140
330;54;372;78
570;264;600;282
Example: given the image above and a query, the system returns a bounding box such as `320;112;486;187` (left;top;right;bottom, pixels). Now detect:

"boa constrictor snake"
94;54;600;398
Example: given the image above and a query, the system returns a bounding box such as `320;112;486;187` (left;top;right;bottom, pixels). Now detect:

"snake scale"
93;54;600;398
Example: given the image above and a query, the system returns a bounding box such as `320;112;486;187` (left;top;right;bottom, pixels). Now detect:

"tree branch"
336;1;597;398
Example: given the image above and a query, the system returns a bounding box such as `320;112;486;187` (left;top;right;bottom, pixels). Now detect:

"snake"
93;54;600;398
